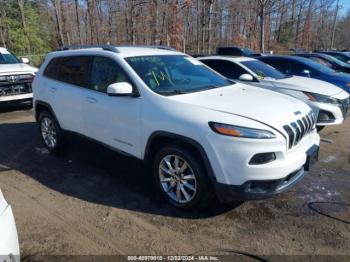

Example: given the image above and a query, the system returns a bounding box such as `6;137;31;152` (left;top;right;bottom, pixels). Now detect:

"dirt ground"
0;107;349;261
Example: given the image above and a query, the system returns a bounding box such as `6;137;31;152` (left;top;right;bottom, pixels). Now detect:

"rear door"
42;56;92;134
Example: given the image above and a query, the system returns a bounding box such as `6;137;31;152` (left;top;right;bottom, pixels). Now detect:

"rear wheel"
153;144;211;209
39;111;64;154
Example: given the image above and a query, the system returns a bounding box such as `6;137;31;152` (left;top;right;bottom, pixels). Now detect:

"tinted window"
217;48;242;56
202;59;248;79
0;52;20;64
58;56;91;87
309;57;332;67
241;60;286;79
91;56;131;93
332;54;350;63
260;58;291;74
126;55;231;95
44;58;61;80
288;61;314;75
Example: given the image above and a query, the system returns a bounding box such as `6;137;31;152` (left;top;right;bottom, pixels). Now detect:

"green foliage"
0;0;52;56
278;21;294;48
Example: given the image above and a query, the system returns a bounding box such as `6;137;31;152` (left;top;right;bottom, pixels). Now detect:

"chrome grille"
0;74;33;96
283;112;316;150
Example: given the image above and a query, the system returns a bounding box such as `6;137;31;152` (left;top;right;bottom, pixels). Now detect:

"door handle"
49;87;57;93
86;97;97;104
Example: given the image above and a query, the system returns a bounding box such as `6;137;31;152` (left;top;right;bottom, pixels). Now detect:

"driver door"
83;56;141;157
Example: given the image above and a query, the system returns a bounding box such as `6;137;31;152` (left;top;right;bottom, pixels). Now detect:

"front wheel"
153;145;211;209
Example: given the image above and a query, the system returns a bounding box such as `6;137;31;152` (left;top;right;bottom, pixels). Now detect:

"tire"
316;126;325;132
153;144;212;210
38;111;64;154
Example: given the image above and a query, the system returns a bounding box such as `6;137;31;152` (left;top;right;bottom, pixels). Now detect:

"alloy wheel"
41;117;57;149
158;154;197;204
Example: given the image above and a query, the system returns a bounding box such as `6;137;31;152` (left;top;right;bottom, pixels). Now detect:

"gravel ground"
0;107;349;261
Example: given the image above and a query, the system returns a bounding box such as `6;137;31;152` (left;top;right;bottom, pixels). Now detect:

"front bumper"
213;145;319;202
0;190;20;262
315;99;349;126
214;167;306;202
203;127;320;202
0;93;33;103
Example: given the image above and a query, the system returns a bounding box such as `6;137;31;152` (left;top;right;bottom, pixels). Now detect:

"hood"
265;76;343;97
169;84;312;134
0;63;38;75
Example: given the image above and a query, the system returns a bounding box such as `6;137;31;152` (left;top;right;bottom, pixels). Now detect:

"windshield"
305;58;336;74
125;55;231;95
241;60;286;80
324;54;350;67
0;52;20;64
243;48;257;55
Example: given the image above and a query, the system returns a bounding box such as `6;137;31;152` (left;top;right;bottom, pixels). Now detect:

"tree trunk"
74;0;83;45
17;0;32;53
207;0;213;54
52;0;65;46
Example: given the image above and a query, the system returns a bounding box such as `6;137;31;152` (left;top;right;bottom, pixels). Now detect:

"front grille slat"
284;111;315;150
0;74;33;96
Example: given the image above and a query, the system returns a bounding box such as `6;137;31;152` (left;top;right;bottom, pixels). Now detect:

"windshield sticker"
185;57;202;65
152;71;170;86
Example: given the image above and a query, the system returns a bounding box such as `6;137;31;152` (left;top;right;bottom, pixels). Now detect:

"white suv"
0;47;37;106
33;45;320;209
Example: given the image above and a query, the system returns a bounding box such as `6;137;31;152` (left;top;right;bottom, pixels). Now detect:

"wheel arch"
35;100;61;128
144;131;216;183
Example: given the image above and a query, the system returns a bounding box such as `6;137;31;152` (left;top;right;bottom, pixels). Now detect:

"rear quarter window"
43;57;61;80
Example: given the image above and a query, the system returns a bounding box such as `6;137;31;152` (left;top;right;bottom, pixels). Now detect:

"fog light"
317;110;335;123
249;152;276;165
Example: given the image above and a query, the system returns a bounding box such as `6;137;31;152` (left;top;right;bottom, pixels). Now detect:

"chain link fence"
18;54;46;67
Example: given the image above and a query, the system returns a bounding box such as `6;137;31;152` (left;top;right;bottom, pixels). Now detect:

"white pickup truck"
0;47;37;106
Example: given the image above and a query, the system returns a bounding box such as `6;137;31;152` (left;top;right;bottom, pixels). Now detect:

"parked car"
199;56;349;131
257;55;350;94
294;53;350;74
0;189;20;262
33;45;320;209
216;46;261;57
0;47;37;107
315;51;350;65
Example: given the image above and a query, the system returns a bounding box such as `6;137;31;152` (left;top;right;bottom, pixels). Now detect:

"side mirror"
107;82;133;96
239;74;254;81
302;69;311;77
21;57;29;64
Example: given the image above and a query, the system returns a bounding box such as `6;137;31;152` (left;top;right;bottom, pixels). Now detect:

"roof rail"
116;45;176;51
57;45;119;53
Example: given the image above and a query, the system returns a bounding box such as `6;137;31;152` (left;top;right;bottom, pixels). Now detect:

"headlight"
209;122;276;139
303;92;339;104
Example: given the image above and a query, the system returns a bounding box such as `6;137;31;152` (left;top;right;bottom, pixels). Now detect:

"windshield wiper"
158;90;189;95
